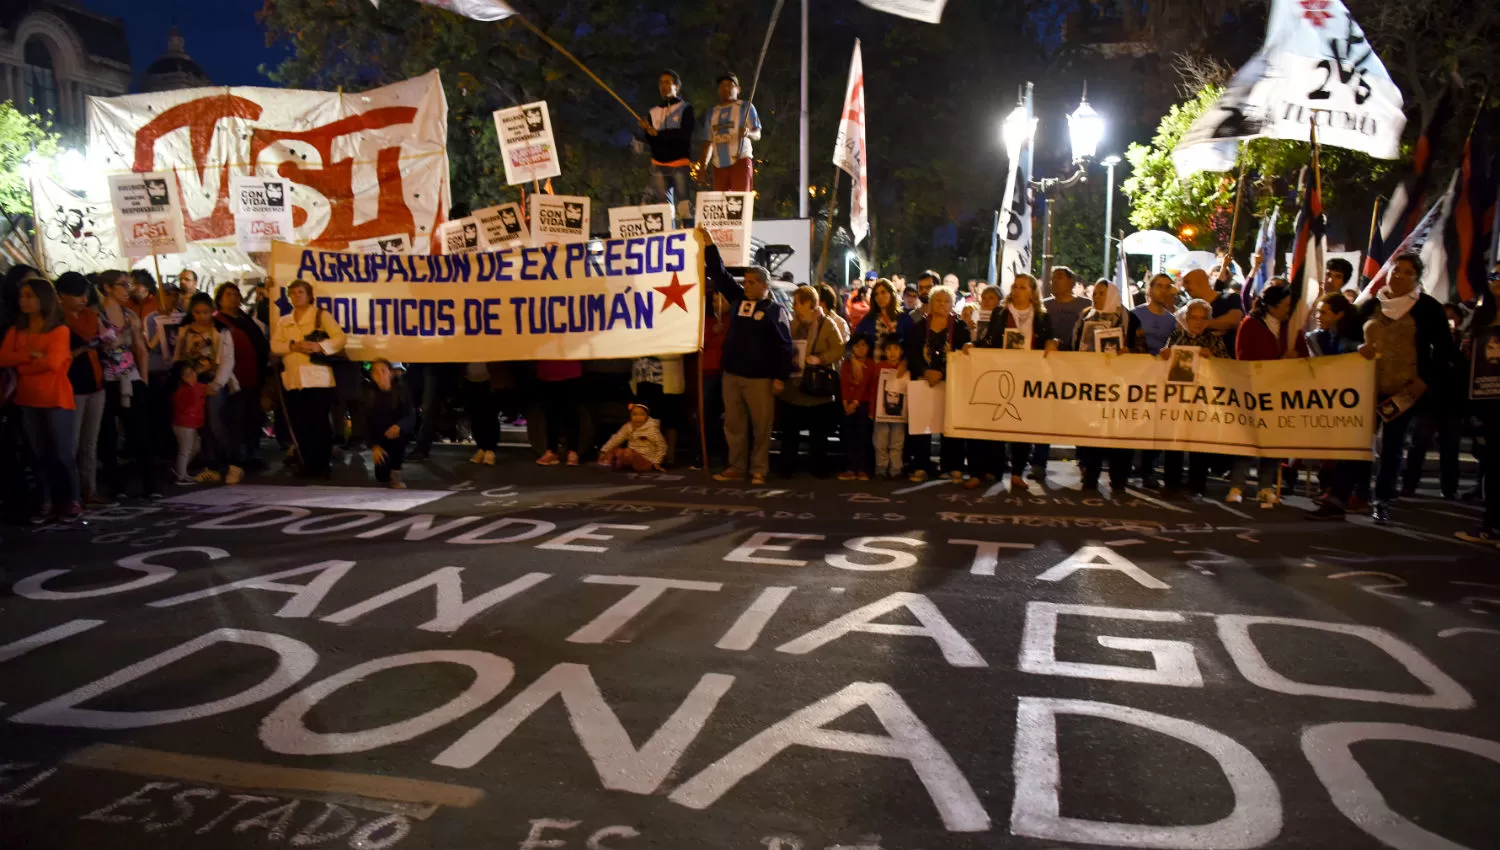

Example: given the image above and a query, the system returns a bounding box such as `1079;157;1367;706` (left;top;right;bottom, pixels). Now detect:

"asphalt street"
1;447;1497;850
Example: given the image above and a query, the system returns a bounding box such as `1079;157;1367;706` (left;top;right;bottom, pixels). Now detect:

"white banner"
530;195;590;244
348;233;413;255
856;0;946;24
609;204;673;240
107;171;186;257
999;142;1033;287
947;349;1376;460
833;41;869;246
269;230;704;362
696;192;754;266
230;176;293;252
475;203;528;249
31;174;122;274
87;71;450;252
1174;0;1405;177
440;217;482;254
495;101;562;186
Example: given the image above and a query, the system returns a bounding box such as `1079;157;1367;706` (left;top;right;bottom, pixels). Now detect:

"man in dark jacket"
702;229;795;484
640;70;696;226
1309;253;1457;523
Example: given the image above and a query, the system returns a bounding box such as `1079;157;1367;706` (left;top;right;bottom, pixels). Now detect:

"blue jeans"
22;406;80;507
648;163;693;225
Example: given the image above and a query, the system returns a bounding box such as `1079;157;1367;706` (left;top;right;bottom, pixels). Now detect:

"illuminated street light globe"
1102;154;1122;167
1067;92;1104;163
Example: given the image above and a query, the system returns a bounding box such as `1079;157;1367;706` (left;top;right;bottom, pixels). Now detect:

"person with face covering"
905;287;972;482
0;277;79;522
1309;253;1457;524
970;274;1057;491
270;279;346;478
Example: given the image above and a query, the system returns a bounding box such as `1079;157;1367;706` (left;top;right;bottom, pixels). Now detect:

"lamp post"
1101;154;1121;278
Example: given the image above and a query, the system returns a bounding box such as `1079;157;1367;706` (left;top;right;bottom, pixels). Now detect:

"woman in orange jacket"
0;277;80;522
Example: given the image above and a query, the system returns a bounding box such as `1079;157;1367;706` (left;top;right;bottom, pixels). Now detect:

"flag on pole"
1284;164;1325;356
1173;0;1404;178
986;210;1000;289
999;128;1034;288
856;0;946;24
1106;242;1132;313
1423;171;1461;303
1356;192;1448;304
832;41;869;246
368;0;515;20
1248;205;1280;299
1445;105;1497;303
1363;90;1453;282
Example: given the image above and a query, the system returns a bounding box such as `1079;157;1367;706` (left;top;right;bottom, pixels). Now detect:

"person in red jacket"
1234;282;1308;508
0;277;80;522
838;332;877;480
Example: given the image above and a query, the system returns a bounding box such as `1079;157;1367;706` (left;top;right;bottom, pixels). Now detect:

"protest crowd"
2;237;1497;544
3;30;1498;551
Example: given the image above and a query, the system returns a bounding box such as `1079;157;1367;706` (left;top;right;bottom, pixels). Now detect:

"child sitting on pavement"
597;403;668;472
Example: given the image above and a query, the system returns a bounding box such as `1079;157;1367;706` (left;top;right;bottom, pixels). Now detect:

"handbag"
305;308;347;365
799;318;838;398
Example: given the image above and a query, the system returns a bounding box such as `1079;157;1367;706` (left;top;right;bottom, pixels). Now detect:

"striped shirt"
704;101;761;168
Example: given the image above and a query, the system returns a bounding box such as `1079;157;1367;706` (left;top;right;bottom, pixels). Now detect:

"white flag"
1355;191;1448;304
369;0;515;21
1173;0;1405;178
1419;171;1460;303
999;127;1034;288
856;0;945;24
832;41;869;246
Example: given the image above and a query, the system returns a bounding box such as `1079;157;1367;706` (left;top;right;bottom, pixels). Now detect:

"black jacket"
364;380;416;445
704;244;795;380
906;314;972;379
978;306;1055;350
1350;292;1458;404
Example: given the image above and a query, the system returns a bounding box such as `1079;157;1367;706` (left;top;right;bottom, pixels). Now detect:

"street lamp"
1101;154;1121;277
1066;86;1104;162
1034;86;1105;283
1002;101;1035;163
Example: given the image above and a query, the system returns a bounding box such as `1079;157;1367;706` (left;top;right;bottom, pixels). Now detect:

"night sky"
77;0;286;88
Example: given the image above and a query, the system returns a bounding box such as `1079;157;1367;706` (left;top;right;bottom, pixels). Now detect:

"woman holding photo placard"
905;287;970;483
970;274;1057;492
271;280;345;479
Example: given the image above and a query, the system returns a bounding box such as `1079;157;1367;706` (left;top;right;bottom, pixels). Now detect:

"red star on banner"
654;272;695;313
1300;0;1333;27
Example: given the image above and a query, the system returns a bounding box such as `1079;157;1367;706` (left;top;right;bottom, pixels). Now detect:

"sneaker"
174;473;199;486
225;465;244;485
389;471;408;490
964;475;982;489
1257;488;1279;509
856;472;869;481
195;469;222;483
1372;502;1390;525
1226;487;1244;504
29;505;53;525
713;468;744;482
837;471;857;481
469;449;486;464
566;451;580;467
946;470;963;483
908;469;929;483
1306;501;1346;521
1455;527;1500;546
1010;475;1028;492
58;502;83;522
482;450;496;466
750;473;767;485
537;451;561;466
83;495;119;510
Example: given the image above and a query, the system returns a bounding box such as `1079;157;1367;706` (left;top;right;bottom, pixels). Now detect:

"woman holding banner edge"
271;280;346;479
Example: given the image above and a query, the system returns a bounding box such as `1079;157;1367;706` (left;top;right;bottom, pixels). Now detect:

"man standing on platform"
700;73;762;192
640;69;696;226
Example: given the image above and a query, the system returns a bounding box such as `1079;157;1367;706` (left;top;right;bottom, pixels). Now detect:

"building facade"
0;1;132;132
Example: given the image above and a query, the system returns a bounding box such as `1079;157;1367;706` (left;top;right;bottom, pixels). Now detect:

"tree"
0;102;61;218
